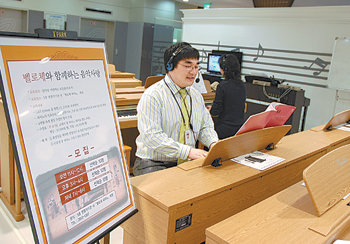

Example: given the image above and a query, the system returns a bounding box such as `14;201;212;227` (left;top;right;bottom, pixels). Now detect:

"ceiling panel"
253;0;294;7
178;0;350;8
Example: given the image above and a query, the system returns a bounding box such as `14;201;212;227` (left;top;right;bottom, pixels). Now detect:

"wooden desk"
110;78;142;89
119;120;138;130
310;127;350;151
205;128;350;244
206;181;350;243
108;64;142;89
115;87;145;94
121;129;350;243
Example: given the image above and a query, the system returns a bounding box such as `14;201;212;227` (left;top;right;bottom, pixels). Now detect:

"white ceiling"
178;0;350;8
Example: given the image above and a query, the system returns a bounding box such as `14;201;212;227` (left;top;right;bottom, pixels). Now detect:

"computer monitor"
206;50;243;74
207;53;222;74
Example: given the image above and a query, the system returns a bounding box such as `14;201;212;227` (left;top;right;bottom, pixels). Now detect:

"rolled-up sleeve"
198;101;219;147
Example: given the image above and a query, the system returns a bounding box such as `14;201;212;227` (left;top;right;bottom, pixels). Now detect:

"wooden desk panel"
205;130;350;244
206;182;350;243
122;129;350;243
119;119;137;129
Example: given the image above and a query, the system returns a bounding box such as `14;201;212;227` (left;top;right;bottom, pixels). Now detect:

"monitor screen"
207;54;221;74
206;50;243;74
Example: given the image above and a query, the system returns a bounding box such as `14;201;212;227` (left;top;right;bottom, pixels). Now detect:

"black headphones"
166;46;185;71
219;54;229;72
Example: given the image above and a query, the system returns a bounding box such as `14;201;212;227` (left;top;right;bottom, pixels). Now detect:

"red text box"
55;163;86;184
60;183;91;205
57;173;89;194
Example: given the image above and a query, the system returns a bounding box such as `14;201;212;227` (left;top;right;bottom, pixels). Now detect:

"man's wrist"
177;144;191;159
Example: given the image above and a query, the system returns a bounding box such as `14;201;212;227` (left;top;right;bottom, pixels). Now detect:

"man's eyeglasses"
178;63;201;71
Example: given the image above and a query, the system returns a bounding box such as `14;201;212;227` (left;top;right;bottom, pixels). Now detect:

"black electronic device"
245;75;283;86
207;50;243;74
166;47;183;71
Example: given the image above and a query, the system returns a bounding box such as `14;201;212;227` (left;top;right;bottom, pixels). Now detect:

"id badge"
185;129;195;145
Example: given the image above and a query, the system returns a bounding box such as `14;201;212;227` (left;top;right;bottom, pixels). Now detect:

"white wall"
0;0;130;22
0;0;194;25
182;6;350;130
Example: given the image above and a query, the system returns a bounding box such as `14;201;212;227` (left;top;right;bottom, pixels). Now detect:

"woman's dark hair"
164;42;199;73
219;54;241;80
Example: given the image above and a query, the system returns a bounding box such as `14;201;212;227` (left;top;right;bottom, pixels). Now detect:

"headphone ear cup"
222;64;227;72
166;55;175;71
166;61;173;71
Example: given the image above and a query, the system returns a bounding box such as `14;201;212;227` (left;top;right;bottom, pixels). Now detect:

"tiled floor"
0;196;124;243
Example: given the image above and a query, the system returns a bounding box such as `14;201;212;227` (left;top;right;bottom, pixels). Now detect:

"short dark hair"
164;42;199;73
219;54;241;80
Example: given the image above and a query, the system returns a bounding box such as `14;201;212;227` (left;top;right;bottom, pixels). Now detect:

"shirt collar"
164;74;190;95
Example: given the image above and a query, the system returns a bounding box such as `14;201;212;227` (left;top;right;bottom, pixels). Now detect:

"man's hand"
188;148;208;160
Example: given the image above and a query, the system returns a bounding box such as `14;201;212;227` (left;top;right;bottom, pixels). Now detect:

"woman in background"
210;54;246;139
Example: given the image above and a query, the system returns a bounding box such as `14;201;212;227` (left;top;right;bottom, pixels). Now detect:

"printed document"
231;151;285;171
334;123;350;132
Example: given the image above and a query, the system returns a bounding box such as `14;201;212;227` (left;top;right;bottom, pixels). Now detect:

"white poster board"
328;37;350;90
0;35;136;244
44;13;66;30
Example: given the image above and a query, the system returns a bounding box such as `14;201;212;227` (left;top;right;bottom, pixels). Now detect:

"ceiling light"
204;3;211;9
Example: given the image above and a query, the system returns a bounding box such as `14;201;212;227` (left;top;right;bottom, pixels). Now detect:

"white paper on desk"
333;240;350;244
334;123;350;132
231;151;285;171
192;72;207;93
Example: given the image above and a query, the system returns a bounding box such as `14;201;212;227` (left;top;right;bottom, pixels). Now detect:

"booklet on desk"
236;102;296;135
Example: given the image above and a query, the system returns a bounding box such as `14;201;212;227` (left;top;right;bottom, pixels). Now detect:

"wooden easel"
323;109;350;131
178;125;292;171
304;143;350;216
0;100;23;221
303;144;350;238
144;75;165;89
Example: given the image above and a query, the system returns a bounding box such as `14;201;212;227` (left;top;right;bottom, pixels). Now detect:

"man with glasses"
133;42;218;176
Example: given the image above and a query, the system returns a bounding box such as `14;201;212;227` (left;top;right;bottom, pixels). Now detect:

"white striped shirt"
135;75;218;162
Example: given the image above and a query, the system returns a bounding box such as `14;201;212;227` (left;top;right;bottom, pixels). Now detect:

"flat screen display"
207;54;221;73
207;50;243;74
